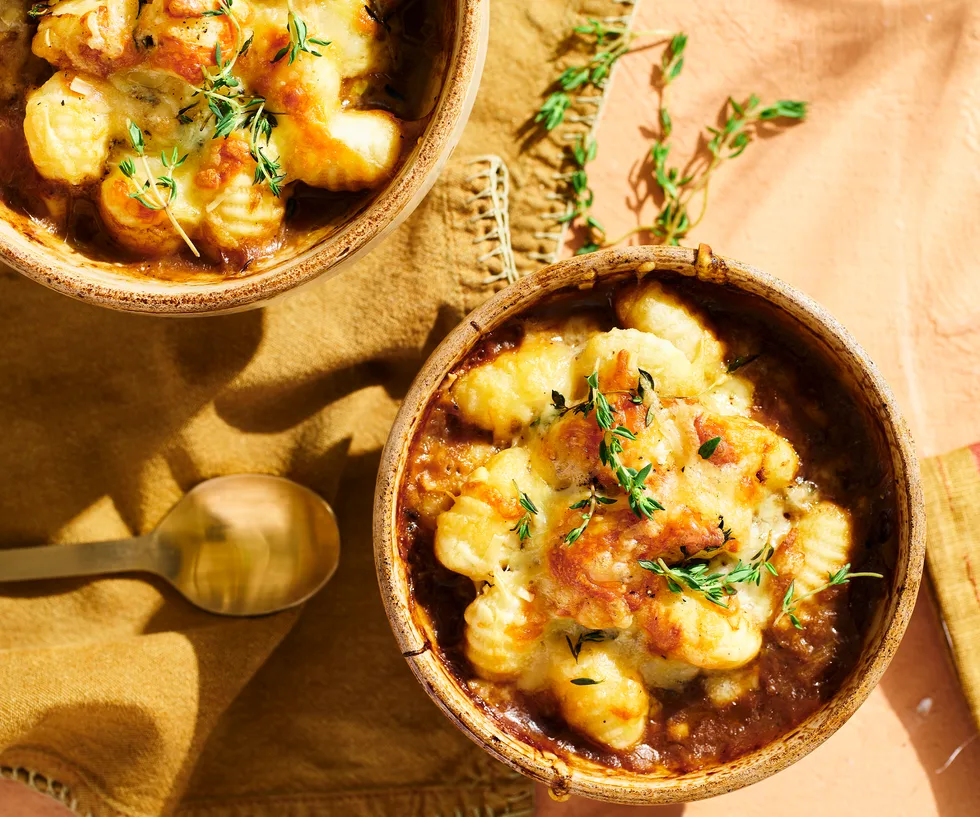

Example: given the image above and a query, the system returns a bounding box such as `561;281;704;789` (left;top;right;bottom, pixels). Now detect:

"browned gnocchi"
0;0;440;271
400;276;894;774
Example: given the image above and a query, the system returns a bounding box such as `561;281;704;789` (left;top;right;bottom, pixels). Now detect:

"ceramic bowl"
373;244;925;804
0;0;488;315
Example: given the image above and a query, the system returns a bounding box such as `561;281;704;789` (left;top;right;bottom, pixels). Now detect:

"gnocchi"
3;0;429;270
401;277;891;769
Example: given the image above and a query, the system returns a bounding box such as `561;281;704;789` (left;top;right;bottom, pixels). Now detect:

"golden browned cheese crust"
11;0;408;264
413;280;866;759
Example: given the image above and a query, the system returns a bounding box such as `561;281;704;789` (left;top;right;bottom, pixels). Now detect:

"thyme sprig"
557;137;604;256
119;122;200;257
183;0;285;195
564;483;617;545
777;564;884;629
609;88;808;247
534;21;672;255
510;484;538;543
27;2;52;18
556;373;665;544
638;542;777;608
273;0;330;65
535;19;670;132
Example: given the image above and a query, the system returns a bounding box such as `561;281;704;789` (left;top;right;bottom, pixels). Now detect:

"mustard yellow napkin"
923;444;980;731
0;0;632;814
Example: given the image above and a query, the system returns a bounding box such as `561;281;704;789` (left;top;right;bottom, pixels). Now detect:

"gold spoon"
0;475;341;616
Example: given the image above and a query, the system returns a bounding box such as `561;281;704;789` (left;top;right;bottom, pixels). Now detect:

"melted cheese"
431;280;857;751
19;0;407;260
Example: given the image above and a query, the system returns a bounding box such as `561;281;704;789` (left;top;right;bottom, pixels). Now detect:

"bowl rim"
373;244;926;804
0;0;489;315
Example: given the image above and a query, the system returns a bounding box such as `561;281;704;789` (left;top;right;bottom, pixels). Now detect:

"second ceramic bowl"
0;0;489;315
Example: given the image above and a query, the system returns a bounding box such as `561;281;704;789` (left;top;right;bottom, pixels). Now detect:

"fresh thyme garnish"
638;542;777;608
272;1;331;65
718;516;733;543
555;136;604;256
777;565;884;629
27;2;52;18
558;373;665;541
565;629;609;661
587;372;665;520
537;16;807;254
608;86;808;247
510;484;538;543
726;354;760;374
182;0;285;195
570;677;601;686
639;557;733;607
119;122;200;257
698;436;722;459
564;483;617;545
535;19;668;132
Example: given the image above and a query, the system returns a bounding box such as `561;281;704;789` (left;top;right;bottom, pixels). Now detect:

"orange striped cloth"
923;445;980;729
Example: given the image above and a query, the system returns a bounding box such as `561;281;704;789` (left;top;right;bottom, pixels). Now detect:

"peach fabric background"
540;0;980;814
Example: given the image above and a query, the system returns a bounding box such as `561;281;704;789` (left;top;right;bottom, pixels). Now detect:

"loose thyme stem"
135;154;200;257
122;123;200;257
776;565;884;629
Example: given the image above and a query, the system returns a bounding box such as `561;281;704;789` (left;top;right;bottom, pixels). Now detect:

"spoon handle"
0;535;158;583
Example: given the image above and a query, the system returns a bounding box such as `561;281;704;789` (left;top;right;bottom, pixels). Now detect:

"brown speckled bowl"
0;0;488;315
373;244;925;804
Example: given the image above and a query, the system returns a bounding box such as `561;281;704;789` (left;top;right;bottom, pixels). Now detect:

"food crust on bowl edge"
374;244;924;804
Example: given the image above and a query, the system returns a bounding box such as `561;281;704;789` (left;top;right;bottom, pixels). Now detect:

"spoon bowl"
0;475;341;616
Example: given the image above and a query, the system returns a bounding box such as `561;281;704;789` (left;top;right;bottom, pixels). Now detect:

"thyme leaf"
726;354;760;373
272;5;331;65
565;629;610;661
698;436;722;459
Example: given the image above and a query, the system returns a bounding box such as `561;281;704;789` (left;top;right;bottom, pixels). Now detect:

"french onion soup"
397;275;894;773
0;0;444;277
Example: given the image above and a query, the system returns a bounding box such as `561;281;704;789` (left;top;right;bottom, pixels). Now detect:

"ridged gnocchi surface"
5;0;416;267
403;278;889;766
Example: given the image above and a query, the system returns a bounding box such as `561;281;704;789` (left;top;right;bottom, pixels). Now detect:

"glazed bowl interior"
0;0;488;315
373;244;925;804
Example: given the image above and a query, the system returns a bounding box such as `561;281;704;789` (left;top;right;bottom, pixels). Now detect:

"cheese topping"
432;280;856;752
